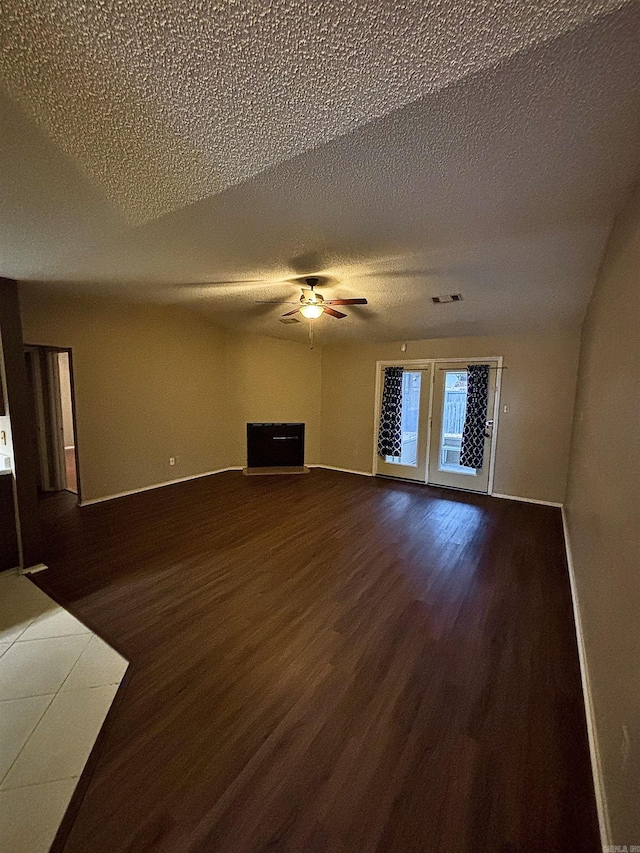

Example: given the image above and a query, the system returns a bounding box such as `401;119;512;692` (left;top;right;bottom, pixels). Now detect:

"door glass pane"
439;371;476;476
386;371;421;466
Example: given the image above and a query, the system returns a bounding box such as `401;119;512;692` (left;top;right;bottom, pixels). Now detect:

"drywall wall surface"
20;291;230;501
224;333;322;466
565;183;640;845
321;332;581;503
19;289;323;499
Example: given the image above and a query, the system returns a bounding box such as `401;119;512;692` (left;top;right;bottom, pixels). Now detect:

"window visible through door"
385;370;422;467
428;361;498;493
375;366;431;483
438;371;476;476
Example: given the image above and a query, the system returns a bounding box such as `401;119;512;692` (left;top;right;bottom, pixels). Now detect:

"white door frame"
45;350;67;491
372;356;503;495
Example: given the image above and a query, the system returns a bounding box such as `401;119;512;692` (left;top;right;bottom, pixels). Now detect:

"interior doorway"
25;346;80;499
58;352;77;493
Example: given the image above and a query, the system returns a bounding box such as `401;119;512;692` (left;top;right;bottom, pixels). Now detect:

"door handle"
484;419;494;438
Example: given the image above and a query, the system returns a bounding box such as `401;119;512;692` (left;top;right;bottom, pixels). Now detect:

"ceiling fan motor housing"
301;289;323;304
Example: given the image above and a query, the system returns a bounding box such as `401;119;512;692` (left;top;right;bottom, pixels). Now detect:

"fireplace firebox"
246;423;305;469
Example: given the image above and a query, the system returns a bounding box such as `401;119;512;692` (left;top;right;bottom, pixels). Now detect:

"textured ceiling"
2;0;640;343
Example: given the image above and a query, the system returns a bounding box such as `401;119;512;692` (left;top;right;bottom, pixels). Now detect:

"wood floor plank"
33;469;600;852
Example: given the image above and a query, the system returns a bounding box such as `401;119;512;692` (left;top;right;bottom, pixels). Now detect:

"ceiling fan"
256;277;367;320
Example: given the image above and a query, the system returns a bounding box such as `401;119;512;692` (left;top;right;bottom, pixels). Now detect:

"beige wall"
20;289;580;506
19;290;322;501
20;292;230;501
224;333;321;466
321;332;581;504
565;184;640;845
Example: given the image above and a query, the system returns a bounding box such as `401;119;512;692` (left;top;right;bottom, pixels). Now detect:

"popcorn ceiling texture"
1;1;640;343
0;0;631;223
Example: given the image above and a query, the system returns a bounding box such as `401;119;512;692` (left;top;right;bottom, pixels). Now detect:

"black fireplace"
246;423;305;468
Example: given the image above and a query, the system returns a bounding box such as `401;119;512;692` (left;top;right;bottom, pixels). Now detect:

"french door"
375;366;431;482
427;361;498;493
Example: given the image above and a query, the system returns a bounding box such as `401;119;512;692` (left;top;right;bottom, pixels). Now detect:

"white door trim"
373;356;503;495
45;350;66;491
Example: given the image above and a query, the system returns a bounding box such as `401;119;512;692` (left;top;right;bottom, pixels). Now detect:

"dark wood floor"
34;469;600;853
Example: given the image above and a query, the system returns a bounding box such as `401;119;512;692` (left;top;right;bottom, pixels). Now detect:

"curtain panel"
377;366;404;457
460;364;490;469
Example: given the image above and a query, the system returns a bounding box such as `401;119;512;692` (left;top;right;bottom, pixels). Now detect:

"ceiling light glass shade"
300;304;324;319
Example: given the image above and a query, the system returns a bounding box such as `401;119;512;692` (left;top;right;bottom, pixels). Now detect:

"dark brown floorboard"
33;469;600;853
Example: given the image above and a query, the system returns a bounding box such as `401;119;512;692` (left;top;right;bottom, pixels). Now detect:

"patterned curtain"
460;364;490;469
377;366;404;457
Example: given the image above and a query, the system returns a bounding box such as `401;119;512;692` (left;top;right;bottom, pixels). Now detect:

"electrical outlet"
169;457;175;466
503;404;510;414
0;431;6;445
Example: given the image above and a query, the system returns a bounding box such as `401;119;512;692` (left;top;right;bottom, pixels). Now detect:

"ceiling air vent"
279;317;301;324
432;294;463;304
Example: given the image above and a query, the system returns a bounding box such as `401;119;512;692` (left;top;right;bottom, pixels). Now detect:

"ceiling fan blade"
255;301;300;304
324;298;368;305
323;306;347;319
282;307;301;317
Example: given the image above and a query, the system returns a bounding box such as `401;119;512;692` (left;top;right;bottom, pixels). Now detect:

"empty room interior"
0;2;639;851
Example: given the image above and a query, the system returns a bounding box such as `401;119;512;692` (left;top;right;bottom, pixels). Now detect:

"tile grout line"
0;633;92;704
0;775;80;794
0;600;52;652
0;652;122;792
0;576;129;848
1;682;123;793
0;692;59;704
0;694;56;790
57;633;99;694
0;626;95;790
14;630;92;644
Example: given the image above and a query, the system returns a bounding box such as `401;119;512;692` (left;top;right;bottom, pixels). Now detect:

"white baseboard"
491;492;563;508
79;467;243;506
308;465;373;477
77;468;558;513
20;563;48;575
561;507;610;849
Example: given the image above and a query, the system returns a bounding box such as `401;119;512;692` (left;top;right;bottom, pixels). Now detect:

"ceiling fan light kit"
300;303;324;319
255;276;368;321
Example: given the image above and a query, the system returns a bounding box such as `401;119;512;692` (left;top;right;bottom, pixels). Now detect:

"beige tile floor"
0;572;128;853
